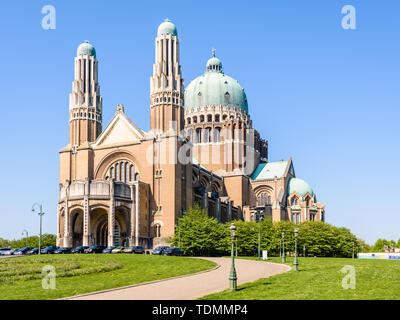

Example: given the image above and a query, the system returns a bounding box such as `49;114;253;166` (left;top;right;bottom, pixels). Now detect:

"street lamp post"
293;229;299;271
229;223;237;291
22;229;28;247
279;240;282;258
31;203;45;255
352;241;355;259
282;232;286;263
235;235;238;257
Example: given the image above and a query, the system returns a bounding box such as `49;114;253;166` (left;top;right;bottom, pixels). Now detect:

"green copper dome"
157;19;177;37
77;40;96;58
184;56;249;112
287;178;314;197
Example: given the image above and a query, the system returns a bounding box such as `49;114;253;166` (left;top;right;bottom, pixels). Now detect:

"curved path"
64;257;291;300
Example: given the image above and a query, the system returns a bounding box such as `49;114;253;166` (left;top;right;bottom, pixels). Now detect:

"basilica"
57;19;325;248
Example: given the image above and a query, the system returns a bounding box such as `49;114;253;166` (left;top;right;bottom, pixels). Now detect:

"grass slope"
0;254;216;300
201;256;400;300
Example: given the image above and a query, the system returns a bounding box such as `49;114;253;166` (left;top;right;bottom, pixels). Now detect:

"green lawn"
201;256;400;300
0;254;216;300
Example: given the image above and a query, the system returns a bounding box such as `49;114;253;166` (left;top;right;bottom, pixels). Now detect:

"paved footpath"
64;257;291;300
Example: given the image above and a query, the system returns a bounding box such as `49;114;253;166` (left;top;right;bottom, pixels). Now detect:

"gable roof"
92;107;145;148
250;159;290;181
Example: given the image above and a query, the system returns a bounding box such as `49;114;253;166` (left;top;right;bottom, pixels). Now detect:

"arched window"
215;114;220;122
205;127;212;143
257;192;269;206
214;127;221;142
200;115;204;123
135;173;140;181
125;162;129;182
115;163;120;181
187;117;191;125
120;162;125;182
196;128;202;143
154;224;161;238
130;165;134;182
207;114;213;122
107;160;136;183
193;116;197;124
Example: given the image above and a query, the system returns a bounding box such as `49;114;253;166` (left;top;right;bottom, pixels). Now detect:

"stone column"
83;196;90;246
108;179;115;246
135;182;140;246
63;184;72;247
129;183;136;246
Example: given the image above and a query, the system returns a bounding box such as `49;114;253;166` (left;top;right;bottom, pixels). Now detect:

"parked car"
1;248;16;255
111;247;125;254
0;248;10;255
71;246;89;254
41;246;59;254
124;246;145;254
102;246;116;254
151;246;170;255
14;247;33;255
162;248;182;256
54;247;72;254
27;248;39;255
84;245;106;254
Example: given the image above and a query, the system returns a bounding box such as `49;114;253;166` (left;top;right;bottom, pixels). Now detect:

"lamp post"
22;229;28;247
229;223;237;291
282;232;286;263
279;240;282;258
293;229;299;271
352;241;355;259
257;211;264;261
31;203;45;255
235;235;238;257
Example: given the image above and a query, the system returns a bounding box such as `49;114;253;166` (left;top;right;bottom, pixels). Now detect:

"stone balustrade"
59;180;132;201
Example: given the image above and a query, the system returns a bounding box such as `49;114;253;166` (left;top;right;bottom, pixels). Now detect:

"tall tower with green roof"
69;40;103;147
150;19;184;133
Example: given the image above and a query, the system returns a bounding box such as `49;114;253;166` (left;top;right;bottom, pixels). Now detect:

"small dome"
287;178;314;197
184;56;248;112
206;57;223;72
77;40;96;58
157;19;177;37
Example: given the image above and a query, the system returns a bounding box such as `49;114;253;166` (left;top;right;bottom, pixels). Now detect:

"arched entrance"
90;206;129;247
71;209;84;248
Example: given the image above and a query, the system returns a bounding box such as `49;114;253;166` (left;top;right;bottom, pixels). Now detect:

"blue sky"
0;0;399;245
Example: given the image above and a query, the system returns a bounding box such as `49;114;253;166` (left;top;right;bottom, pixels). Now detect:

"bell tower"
150;19;184;133
69;40;103;147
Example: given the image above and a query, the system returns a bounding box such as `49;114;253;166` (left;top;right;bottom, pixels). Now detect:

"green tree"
171;204;229;256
